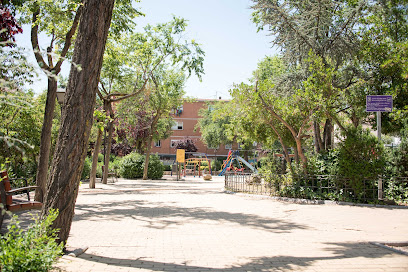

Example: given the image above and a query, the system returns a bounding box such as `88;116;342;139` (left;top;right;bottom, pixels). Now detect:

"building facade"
150;99;238;160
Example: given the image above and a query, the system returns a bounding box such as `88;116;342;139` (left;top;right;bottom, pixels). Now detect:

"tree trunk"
34;77;58;202
102;120;113;184
323;118;332;150
41;0;115;245
143;136;153;180
293;146;299;164
89;127;102;188
313;120;324;154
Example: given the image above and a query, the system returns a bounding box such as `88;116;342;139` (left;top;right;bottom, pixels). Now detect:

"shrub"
146;154;164;179
163;164;171;171
81;156;91;180
110;156;122;177
97;153;104;162
119;152;144;179
96;161;104;178
0;210;64;272
335;126;385;196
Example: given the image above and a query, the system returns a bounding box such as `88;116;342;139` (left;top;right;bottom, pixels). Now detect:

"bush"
119;152;144;179
119;152;164;179
335;126;385;196
81;156;91;180
146;154;164;179
110;156;122;177
0;210;64;272
386;122;408;177
163;164;171;171
96;161;104;178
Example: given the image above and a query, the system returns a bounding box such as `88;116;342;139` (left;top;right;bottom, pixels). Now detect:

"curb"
223;190;408;209
370;242;408;256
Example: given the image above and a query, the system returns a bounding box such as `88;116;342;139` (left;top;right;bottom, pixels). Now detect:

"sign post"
176;149;185;181
366;95;393;200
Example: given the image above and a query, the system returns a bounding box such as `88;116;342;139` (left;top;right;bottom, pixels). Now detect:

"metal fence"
224;172;408;204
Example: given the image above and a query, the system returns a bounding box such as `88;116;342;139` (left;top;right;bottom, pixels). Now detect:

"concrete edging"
223;189;408;209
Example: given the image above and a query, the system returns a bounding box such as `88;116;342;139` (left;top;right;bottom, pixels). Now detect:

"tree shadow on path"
73;199;309;232
69;242;400;272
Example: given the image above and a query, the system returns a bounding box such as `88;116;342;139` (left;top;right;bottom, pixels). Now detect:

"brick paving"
47;176;408;271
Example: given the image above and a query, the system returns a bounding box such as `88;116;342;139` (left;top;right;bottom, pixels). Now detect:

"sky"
16;0;277;99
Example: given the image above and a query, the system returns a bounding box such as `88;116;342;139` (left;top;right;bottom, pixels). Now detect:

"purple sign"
366;95;393;112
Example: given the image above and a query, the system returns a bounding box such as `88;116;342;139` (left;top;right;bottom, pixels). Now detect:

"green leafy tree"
358;0;408;133
95;16;204;184
251;0;368;155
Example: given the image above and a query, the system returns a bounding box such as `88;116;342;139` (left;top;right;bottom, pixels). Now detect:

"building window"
171;121;183;130
154;140;161;147
225;143;232;150
208;145;219;150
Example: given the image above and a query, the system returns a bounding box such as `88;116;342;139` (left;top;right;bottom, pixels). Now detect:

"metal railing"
225;172;408;204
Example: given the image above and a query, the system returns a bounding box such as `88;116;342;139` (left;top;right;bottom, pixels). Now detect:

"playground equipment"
218;150;258;176
184;157;212;177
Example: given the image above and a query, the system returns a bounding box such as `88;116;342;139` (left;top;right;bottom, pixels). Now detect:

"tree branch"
31;2;50;72
55;4;83;72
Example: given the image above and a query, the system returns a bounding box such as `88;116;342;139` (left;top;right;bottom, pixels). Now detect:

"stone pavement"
52;175;408;272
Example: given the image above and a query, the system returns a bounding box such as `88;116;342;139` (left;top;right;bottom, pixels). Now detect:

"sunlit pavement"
54;175;408;272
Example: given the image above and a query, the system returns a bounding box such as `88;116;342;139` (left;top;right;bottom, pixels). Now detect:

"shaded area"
68;242;398;271
73;199;309;232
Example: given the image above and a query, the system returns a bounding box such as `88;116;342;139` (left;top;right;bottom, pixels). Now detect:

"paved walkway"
52;176;408;272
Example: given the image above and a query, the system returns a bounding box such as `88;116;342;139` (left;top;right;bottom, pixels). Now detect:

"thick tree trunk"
41;0;114;245
34;77;58;202
102;120;113;184
89;127;102;188
143;136;153;180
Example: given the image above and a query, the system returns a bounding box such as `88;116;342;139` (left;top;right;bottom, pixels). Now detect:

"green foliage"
81;156;91;180
386;122;408;177
0;210;64;272
119;152;163;179
119;152;144;179
307;149;340;176
109;155;122;176
97;153;104;162
163;164;171;171
146;154;164;180
211;159;222;171
336;127;385;184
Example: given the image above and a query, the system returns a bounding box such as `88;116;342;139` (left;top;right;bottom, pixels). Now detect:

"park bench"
0;170;42;212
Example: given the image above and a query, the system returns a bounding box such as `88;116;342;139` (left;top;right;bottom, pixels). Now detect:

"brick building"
150;99;238;161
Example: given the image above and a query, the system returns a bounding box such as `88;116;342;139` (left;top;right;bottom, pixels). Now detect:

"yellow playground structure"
183;158;212;177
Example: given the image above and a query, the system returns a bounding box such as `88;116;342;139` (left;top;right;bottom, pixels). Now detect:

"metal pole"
377;111;383;200
377;111;381;142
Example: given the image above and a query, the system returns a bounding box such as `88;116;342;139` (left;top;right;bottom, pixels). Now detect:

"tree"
19;0;83;202
0;3;22;46
196;101;231;150
251;0;367;156
174;137;198;153
358;0;408;133
142;68;186;180
41;0;115;244
91;17;204;184
19;0;140;201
